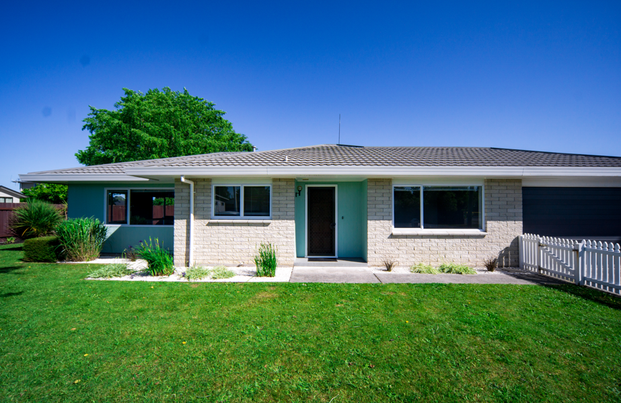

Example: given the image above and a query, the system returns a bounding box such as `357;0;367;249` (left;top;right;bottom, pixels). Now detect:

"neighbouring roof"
0;185;24;198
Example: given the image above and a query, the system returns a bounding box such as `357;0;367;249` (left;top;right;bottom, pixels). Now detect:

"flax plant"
10;199;63;239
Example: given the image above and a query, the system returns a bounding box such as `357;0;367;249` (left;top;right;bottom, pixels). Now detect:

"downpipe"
180;176;194;267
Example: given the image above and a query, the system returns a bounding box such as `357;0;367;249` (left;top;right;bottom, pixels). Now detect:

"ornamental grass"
136;238;174;276
254;242;277;277
56;217;107;261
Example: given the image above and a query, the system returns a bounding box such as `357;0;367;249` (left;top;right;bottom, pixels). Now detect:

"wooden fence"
0;203;65;239
0;203;25;238
520;234;621;295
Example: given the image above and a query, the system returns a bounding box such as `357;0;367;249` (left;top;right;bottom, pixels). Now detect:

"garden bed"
81;257;293;282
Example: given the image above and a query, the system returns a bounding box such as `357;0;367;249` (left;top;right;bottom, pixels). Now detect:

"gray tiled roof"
137;144;621;168
27;145;621;175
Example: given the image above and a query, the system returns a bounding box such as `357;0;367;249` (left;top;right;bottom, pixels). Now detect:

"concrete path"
290;267;380;283
290;267;568;285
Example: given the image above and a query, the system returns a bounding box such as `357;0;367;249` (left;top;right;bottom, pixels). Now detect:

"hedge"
23;236;61;262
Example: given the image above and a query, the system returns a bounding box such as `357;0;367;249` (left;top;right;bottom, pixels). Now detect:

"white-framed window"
105;188;174;226
393;185;483;229
212;185;271;219
0;197;12;203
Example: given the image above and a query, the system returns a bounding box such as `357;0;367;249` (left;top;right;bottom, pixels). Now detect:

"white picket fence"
519;234;621;295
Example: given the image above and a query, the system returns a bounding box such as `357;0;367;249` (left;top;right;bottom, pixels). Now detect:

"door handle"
330;223;336;230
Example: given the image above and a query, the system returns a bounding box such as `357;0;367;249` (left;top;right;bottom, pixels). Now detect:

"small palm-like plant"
382;258;397;271
484;257;498;272
10;199;63;239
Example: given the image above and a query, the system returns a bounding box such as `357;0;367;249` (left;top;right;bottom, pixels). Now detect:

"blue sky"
1;1;619;190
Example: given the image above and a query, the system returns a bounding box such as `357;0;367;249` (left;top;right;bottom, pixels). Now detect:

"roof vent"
252;146;257;152
285;156;289;162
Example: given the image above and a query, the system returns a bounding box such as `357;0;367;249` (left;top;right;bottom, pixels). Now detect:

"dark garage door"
523;187;621;242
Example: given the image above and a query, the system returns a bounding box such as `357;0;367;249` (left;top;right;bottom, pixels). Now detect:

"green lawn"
1;244;620;402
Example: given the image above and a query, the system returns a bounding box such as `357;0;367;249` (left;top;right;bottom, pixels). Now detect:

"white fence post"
519;235;524;269
575;241;584;286
536;236;542;274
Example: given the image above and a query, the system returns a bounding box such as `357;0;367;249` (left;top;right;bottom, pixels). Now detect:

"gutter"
18;174;150;183
125;166;621;178
180;176;194;267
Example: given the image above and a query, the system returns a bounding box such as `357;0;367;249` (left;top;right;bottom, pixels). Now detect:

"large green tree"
76;87;253;166
21;184;68;204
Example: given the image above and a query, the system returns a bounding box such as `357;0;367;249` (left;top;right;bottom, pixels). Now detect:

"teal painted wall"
294;182;306;257
294;181;366;259
67;183;174;253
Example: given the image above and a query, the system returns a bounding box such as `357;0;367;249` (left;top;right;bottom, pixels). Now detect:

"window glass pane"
214;186;240;216
423;186;481;229
130;190;174;225
244;186;270;216
107;190;127;224
394;187;421;228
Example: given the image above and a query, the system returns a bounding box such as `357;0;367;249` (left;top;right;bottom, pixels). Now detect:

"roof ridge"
250;144;334;154
489;147;621;160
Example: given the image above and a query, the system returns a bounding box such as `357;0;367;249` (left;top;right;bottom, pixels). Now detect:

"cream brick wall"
174;178;296;267
366;179;522;267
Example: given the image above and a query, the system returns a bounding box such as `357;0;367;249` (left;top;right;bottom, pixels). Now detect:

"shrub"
136;238;174;276
23;236;61;262
186;266;211;281
56;218;108;261
254;242;277;277
211;265;235;279
123;245;138;261
6;237;16;244
10;199;63;239
484;257;498;272
410;263;440;274
88;263;132;278
382;258;397;272
439;263;477;275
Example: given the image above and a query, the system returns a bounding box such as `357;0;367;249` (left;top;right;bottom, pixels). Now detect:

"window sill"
208;219;272;225
392;228;487;236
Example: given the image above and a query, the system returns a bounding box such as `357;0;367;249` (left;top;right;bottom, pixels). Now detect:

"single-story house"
19;144;621;267
0;185;24;204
